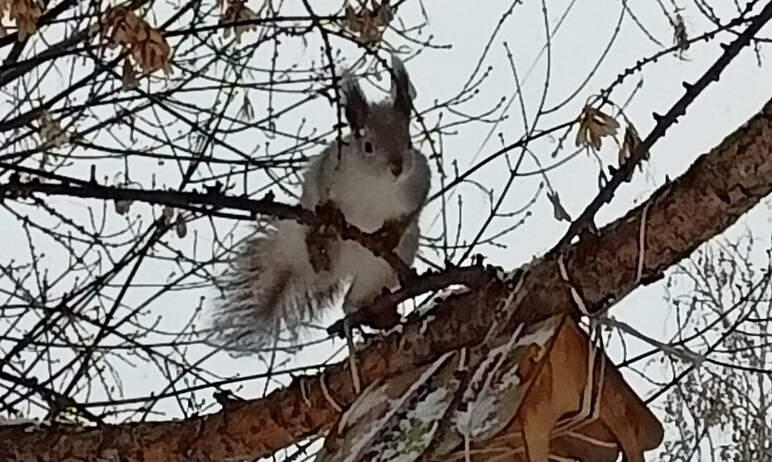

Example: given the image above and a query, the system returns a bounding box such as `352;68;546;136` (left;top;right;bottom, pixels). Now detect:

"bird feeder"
316;314;663;462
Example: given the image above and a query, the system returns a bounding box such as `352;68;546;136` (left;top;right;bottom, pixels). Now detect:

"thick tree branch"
4;77;772;461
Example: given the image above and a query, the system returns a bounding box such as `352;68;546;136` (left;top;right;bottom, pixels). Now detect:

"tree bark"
3;96;772;462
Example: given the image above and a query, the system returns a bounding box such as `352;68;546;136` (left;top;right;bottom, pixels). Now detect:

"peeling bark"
3;98;772;462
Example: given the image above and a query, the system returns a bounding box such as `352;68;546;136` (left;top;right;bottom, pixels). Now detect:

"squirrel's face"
340;56;415;180
348;103;410;179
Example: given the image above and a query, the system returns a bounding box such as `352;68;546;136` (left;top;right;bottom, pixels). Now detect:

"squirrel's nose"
390;158;403;177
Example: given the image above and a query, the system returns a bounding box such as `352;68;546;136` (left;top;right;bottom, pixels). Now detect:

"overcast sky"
2;0;772;459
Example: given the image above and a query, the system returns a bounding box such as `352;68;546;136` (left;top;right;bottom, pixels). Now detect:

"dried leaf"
38;111;68;148
105;7;141;47
345;5;359;31
104;7;171;75
575;106;619;151
376;0;392;25
9;0;43;41
619;123;647;165
132;27;171;74
220;0;258;43
342;0;391;44
615;123;648;182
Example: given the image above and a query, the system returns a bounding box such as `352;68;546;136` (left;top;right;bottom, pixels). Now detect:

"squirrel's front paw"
307;201;348;272
326;299;400;338
306;224;335;272
373;217;406;252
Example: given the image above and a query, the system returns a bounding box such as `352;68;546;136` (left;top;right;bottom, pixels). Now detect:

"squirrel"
210;56;431;351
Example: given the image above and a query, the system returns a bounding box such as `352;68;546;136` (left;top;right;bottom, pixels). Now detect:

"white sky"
2;0;772;459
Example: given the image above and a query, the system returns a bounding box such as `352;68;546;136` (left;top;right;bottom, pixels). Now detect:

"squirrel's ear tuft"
389;55;416;118
340;71;369;133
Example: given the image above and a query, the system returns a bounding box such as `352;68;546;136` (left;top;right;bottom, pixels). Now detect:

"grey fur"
210;56;430;351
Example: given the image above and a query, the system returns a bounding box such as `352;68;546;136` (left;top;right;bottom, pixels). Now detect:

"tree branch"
559;0;772;247
4;73;772;462
0;166;415;279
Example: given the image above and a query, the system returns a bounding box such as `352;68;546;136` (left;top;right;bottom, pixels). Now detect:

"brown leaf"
341;0;391;44
575;106;619;151
220;0;257;43
9;0;42;41
616;122;648;182
38;111;68;148
104;7;171;75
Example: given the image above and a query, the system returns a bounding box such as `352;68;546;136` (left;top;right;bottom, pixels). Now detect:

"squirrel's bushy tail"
210;220;339;352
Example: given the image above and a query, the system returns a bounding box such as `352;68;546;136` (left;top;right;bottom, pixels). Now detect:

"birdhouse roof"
316;314;663;462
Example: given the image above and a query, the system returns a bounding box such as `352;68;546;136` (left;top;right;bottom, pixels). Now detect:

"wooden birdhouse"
315;314;663;462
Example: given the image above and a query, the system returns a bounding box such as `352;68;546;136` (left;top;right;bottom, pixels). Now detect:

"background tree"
1;0;772;460
653;230;772;461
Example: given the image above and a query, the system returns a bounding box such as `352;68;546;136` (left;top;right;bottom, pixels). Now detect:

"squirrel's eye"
364;141;374;153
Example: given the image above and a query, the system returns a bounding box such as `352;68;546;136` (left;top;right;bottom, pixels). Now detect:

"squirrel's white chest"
329;170;410;232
